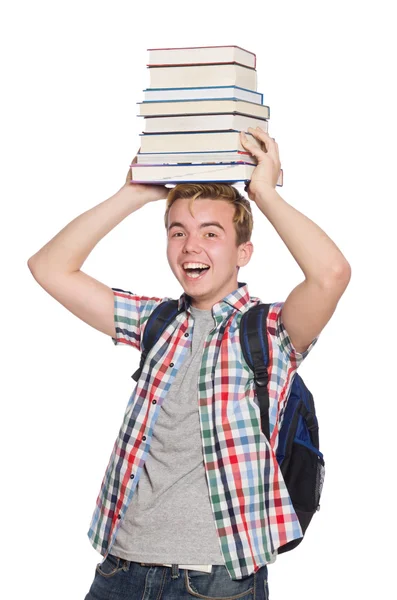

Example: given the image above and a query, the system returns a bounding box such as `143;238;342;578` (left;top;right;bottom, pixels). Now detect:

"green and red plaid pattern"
87;281;318;580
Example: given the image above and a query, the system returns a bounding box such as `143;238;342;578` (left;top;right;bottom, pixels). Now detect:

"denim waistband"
140;562;212;573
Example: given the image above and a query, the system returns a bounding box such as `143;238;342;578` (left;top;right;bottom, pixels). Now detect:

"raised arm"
27;160;167;338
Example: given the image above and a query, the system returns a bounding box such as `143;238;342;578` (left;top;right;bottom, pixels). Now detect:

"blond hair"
164;183;253;247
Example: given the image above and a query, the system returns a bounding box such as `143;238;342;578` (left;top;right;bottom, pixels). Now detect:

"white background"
2;1;396;598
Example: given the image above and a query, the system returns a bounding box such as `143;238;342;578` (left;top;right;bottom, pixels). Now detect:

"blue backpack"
130;299;325;553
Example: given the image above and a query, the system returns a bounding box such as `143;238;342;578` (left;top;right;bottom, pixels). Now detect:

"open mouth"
182;265;211;281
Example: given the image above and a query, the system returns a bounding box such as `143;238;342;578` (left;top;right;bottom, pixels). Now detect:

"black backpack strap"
239;303;271;441
298;402;320;448
131;299;182;381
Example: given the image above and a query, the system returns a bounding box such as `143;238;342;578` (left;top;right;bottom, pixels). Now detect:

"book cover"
142;86;263;104
141;113;269;134
130;162;283;186
147;64;257;91
138;130;262;153
138;98;270;120
136;150;257;165
147;45;256;69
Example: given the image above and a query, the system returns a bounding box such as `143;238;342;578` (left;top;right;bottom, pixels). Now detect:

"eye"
171;232;217;238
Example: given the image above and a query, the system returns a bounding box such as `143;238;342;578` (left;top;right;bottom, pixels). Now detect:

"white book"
147;45;256;69
143;86;263;104
148;64;257;91
142;113;268;134
139;131;262;153
138;98;269;120
137;151;257;165
130;163;283;186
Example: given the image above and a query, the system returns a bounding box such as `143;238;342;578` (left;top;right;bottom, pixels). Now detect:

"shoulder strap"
131;300;272;445
239;303;271;441
131;299;182;381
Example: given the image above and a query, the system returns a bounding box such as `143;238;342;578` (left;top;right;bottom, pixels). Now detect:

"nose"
182;233;204;255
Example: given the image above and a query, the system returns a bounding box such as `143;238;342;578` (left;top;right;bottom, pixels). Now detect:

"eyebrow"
168;221;226;233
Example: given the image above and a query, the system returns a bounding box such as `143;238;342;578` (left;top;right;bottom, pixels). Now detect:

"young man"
27;127;351;599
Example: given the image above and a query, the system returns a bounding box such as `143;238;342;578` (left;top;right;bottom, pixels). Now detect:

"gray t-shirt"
111;304;225;564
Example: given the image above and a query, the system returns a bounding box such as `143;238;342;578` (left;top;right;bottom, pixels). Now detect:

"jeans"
84;553;270;599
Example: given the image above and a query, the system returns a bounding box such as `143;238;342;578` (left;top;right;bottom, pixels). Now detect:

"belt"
140;562;212;573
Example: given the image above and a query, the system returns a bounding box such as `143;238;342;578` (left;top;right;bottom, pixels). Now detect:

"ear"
237;241;254;268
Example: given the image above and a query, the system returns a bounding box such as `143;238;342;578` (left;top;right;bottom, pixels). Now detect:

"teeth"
183;262;210;269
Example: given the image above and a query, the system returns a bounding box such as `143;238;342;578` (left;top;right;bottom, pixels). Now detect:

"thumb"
126;151;139;183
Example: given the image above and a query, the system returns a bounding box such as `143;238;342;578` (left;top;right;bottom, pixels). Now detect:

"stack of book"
130;45;283;187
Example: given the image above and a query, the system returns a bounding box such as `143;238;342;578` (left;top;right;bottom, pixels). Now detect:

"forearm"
253;185;351;284
28;184;150;274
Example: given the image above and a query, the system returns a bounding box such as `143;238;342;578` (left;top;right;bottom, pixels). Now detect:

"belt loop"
122;558;130;572
171;563;179;579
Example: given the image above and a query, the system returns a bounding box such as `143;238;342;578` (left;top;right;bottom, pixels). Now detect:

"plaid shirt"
87;281;318;580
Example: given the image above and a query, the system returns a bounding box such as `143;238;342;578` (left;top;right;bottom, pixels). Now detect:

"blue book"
143;85;263;104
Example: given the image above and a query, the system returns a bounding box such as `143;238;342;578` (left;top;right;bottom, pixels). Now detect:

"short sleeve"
267;301;319;368
111;287;168;351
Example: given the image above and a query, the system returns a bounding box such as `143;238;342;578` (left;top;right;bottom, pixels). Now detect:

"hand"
124;154;137;185
239;127;281;200
122;148;169;202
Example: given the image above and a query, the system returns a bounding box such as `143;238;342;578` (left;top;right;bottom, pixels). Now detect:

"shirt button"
142;436;146;441
130;473;135;479
170;363;174;367
152;399;157;404
184;332;189;337
117;514;122;519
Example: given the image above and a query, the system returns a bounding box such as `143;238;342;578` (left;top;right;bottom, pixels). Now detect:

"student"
27;127;351;599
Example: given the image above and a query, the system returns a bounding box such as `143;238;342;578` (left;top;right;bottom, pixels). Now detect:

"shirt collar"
177;281;252;323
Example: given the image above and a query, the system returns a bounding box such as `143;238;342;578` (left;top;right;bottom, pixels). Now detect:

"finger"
127;151;140;183
240;130;263;156
249;126;276;145
240;131;268;160
249;127;279;154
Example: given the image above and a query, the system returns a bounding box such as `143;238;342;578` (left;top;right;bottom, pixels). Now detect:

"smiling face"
166;196;254;309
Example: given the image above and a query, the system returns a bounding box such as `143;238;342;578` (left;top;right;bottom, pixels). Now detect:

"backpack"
130;300;325;554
